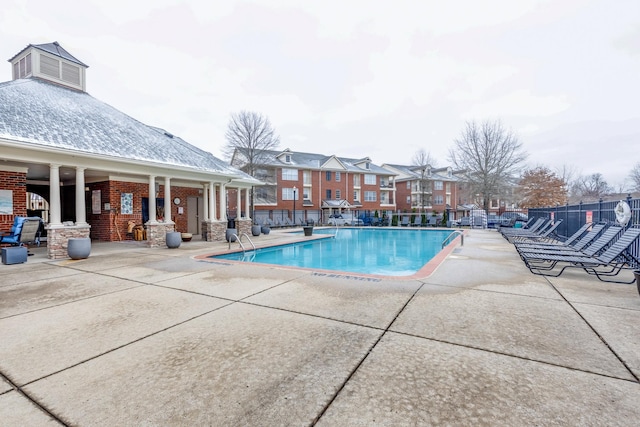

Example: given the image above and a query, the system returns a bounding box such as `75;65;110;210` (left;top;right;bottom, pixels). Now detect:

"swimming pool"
210;228;455;277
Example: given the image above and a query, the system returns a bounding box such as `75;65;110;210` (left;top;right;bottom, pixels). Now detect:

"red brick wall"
0;170;27;232
85;181;201;241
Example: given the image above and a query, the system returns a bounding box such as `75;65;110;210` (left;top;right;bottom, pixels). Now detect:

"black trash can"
227;218;235;229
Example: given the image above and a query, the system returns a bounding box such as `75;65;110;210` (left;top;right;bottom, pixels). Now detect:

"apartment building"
381;164;463;219
230;148;397;224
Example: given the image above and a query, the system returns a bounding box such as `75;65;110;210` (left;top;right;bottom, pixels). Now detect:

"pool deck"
1;227;639;425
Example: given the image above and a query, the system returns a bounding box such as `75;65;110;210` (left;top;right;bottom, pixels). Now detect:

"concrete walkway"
1;229;639;425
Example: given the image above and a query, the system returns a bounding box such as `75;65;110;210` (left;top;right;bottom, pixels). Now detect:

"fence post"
598;198;603;222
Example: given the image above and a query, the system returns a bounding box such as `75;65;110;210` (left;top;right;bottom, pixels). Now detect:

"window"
282;188;299;201
303;170;311;185
326;171;332;181
445;182;451;193
406;196;411;204
335;171;341;182
353;174;360;187
282;168;298;181
285;154;292;163
406;181;410;189
364;174;376;185
326;189;332;199
434;181;443;190
364;191;377;202
335;190;341;200
353;190;360;202
303;187;311;200
365;162;370;170
434;195;444;205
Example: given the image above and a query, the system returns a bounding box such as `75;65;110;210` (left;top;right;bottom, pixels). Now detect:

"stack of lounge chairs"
503;219;640;284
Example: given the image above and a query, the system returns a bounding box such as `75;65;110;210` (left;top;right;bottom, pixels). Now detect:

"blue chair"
1;216;27;245
1;216;42;247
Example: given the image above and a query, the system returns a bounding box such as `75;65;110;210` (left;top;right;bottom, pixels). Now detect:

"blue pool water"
211;228;453;276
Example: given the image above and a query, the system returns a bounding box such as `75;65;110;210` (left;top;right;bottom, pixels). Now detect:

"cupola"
8;41;88;91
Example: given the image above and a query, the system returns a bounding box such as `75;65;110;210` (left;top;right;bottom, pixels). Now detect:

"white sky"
2;0;639;189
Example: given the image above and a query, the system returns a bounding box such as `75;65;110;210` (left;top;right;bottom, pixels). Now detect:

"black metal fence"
528;194;640;268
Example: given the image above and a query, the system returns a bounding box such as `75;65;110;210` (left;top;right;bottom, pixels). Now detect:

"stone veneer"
203;220;227;241
146;221;176;248
236;218;252;239
47;224;91;259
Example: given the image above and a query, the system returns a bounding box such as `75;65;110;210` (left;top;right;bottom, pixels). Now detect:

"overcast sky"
2;0;639;189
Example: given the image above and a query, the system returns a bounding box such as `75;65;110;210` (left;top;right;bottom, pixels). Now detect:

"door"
187;196;203;235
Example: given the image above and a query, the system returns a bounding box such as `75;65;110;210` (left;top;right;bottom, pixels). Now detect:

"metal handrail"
442;230;464;248
228;232;257;252
240;232;256;250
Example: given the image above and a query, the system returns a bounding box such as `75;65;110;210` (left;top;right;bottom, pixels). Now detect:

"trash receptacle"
227;218;235;229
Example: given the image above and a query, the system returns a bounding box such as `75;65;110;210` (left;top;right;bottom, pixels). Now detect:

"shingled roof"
0;78;250;178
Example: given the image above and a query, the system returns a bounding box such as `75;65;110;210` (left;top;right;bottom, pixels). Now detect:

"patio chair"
515;222;602;252
427;216;438;227
523;225;640;283
459;217;470;227
501;219;549;239
500;218;543;236
400;216;410;227
507;219;563;243
412;216;423;227
1;217;42;255
519;225;621;260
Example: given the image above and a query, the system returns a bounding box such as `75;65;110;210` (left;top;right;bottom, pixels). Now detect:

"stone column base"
204;220;227;241
47;224;91;259
146;222;176;248
236;218;252;238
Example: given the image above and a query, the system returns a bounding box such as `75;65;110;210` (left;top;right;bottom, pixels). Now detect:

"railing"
228;232;256;252
442;230;464;249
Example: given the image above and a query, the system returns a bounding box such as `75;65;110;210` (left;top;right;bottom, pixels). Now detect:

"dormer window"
365;162;370;170
285;154;292;163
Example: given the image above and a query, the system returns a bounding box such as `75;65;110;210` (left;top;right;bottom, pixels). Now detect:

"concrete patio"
1;228;639;425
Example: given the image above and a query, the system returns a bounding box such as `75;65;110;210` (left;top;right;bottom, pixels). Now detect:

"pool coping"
194;228;467;281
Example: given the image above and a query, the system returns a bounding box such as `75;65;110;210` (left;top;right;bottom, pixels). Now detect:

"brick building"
0;41;258;258
381;164;464;221
230;148;397;224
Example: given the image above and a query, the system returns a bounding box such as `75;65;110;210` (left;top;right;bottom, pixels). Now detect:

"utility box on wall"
1;246;28;265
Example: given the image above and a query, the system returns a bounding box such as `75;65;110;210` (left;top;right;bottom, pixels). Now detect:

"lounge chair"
412;216;423;227
501;219;549;239
459;217;470;227
427;216;438;227
515;223;603;252
519;225;621;261
507;219;563;243
501;218;544;236
400;216;410;227
523;226;640;283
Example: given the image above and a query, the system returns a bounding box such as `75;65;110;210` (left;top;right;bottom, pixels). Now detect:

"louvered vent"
61;62;80;85
40;55;60;78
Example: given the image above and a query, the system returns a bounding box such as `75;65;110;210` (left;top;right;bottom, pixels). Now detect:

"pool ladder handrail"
228;232;256;252
442;230;464;249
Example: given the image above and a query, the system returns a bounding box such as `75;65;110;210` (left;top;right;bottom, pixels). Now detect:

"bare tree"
570;173;613;202
630;162;640;192
225;111;280;217
225;110;280;175
448;120;527;210
410;149;438;212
